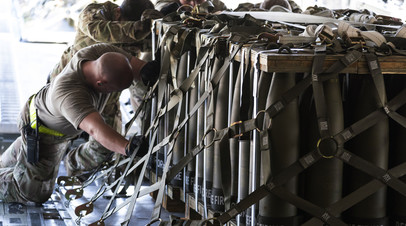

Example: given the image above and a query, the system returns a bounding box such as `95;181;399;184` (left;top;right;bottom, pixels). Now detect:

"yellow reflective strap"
29;95;64;137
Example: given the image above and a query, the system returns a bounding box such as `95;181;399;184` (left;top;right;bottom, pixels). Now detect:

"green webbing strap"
365;53;387;107
170;28;194;59
303;161;406;225
165;40;242;112
159;25;180;50
166;46;212;111
338;149;406;197
270;186;347;226
149;98;185;224
170;54;180;89
322;50;363;75
217;150;322;224
169;28;194;89
311;45;330;138
365;53;406;128
98;141;141;220
89;129;160;226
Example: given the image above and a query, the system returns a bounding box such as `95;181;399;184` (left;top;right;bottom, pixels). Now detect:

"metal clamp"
65;188;84;200
75;201;94;217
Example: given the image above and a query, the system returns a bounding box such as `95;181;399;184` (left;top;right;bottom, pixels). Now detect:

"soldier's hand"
160;2;180;16
141;9;164;21
125;135;149;157
140;58;160;87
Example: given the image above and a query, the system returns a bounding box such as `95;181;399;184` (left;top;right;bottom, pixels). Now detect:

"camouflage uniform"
51;1;151;176
155;0;228;12
0;97;73;203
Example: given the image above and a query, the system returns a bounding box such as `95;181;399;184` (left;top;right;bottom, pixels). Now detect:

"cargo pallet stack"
57;5;406;226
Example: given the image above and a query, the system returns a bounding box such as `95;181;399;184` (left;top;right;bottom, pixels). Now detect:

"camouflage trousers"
64;92;122;176
0;99;72;203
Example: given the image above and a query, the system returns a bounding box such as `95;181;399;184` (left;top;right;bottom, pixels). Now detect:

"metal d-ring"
201;128;217;148
255;110;269;132
316;137;338;159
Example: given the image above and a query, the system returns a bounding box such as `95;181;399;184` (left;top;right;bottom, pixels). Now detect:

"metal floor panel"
0;160;183;226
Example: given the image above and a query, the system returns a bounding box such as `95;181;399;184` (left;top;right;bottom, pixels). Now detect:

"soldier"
47;0;162;177
155;0;228;15
259;0;302;12
260;0;292;11
0;43;158;204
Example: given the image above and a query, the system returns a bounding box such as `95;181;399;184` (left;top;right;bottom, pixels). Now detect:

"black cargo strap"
365;53;387;107
217;150;329;224
365;53;406;128
303;161;406;225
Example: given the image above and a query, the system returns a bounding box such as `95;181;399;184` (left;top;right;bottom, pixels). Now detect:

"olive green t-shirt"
34;43;132;136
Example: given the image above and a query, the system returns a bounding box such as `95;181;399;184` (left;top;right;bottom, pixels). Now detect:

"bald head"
95;52;134;93
260;0;292;11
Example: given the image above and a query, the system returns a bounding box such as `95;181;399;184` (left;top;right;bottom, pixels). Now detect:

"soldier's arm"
79;111;128;155
78;12;151;43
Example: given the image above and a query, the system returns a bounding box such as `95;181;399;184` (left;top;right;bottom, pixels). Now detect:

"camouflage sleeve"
155;0;176;11
77;8;151;43
210;0;228;11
